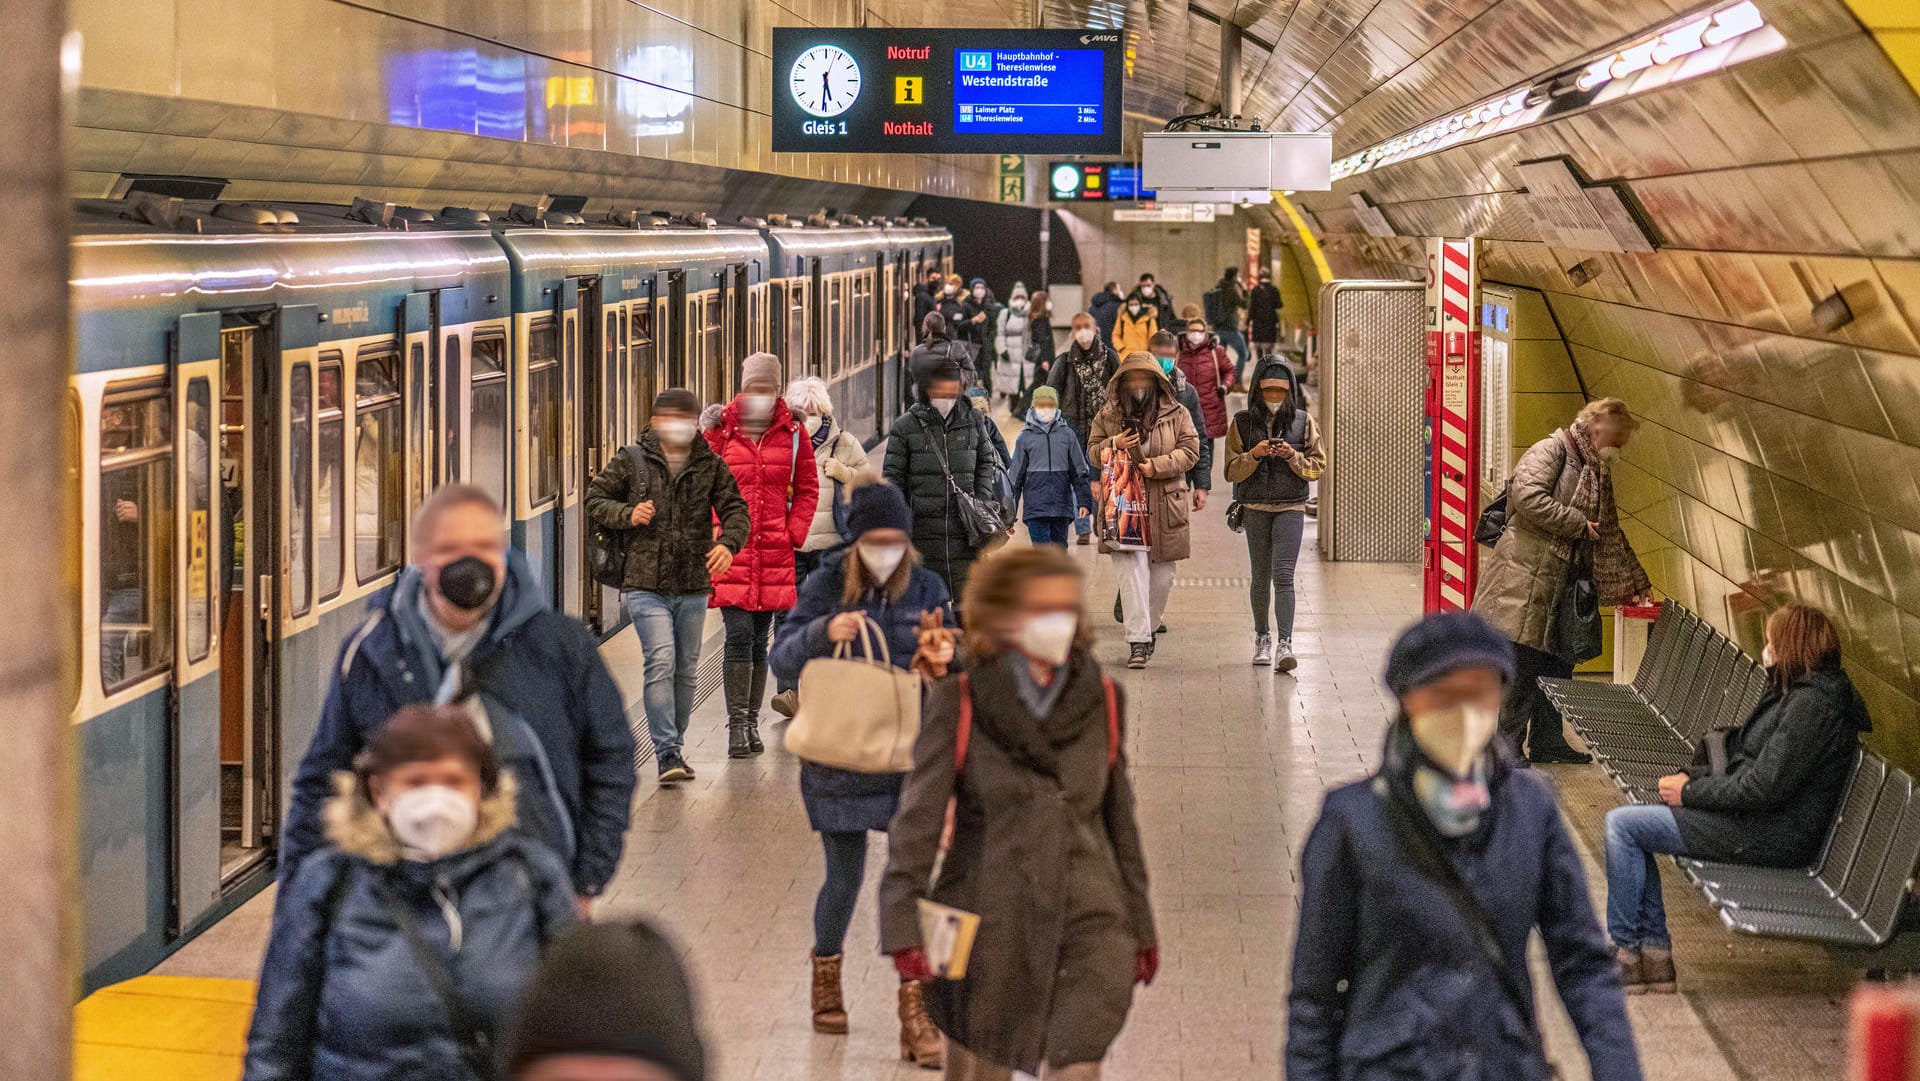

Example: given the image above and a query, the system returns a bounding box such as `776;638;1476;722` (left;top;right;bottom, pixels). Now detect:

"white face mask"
973;287;986;300
803;414;824;435
1034;407;1059;424
1127;303;1141;315
930;397;957;417
1597;445;1622;464
858;542;907;581
740;394;776;419
1073;327;1095;347
384;784;479;861
1763;644;1776;668
943;285;956;296
1141;285;1155;297
1187;331;1207;345
653;418;696;446
1408;704;1499;777
1018;612;1078;666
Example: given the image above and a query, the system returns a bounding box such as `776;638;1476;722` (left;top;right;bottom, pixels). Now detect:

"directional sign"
999;174;1026;203
999;153;1025;175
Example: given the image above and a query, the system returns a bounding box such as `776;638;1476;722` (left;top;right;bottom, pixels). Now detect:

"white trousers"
1112;551;1175;644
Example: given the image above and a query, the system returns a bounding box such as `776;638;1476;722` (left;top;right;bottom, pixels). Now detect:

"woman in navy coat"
768;481;957;1066
1285;612;1642;1081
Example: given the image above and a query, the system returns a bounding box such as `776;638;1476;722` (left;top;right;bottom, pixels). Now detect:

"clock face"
789;45;862;118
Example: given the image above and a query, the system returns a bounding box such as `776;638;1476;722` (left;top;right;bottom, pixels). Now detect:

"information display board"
772;28;1124;154
1047;162;1154;201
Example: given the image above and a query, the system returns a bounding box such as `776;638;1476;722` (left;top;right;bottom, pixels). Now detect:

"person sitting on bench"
1603;604;1871;993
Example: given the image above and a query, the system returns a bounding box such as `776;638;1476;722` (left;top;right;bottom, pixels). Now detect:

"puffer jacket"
882;401;1001;595
245;778;576;1081
1111;306;1156;356
802;419;869;553
704;398;820;611
584;432;750;593
909;335;981;391
769;548;956;833
1165;362;1214;492
1010;408;1095;521
1175;332;1234;438
1047;339;1117;439
1087;354;1202;562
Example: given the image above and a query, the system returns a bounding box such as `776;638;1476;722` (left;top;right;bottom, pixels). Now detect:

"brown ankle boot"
811;952;848;1033
1614;947;1646;995
898;980;944;1069
1640;946;1677;993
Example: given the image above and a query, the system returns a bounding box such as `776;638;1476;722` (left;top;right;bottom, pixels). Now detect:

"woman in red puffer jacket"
704;352;820;760
1175;310;1235;447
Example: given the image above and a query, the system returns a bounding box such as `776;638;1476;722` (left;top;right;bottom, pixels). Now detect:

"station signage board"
772;28;1124;154
1046;161;1154;202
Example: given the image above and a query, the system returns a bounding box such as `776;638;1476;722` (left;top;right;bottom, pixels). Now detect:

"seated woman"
245;703;576;1081
1604;604;1871;993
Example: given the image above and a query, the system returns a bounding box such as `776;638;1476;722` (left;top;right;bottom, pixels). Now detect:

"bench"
1540;603;1920;955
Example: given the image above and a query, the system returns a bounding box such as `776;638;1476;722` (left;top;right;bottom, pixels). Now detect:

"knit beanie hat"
846;483;912;538
503;921;706;1081
1031;384;1059;406
741;351;782;389
1383;612;1515;699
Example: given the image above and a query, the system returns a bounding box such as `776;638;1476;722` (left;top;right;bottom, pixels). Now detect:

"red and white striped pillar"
1425;237;1479;614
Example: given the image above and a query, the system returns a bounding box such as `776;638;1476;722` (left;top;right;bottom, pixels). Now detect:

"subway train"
70;195;951;989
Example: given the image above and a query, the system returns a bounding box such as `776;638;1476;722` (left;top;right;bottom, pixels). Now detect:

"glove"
893;947;934;983
1135;946;1159;986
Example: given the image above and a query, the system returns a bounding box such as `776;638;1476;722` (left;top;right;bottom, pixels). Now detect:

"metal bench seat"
1683;753;1883;893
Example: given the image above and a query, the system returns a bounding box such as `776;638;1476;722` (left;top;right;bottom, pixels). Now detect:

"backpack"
1203;287;1228;328
589;445;643;588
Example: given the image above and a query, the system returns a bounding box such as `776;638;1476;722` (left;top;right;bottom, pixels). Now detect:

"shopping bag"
1099;445;1152;551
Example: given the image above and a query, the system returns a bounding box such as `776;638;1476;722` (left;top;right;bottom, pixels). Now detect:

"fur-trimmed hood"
322;770;519;865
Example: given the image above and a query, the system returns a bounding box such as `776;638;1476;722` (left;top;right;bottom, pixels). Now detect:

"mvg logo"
958;51;992;71
1080;33;1118;44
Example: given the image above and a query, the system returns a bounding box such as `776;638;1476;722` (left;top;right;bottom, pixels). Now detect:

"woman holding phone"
1224;358;1325;672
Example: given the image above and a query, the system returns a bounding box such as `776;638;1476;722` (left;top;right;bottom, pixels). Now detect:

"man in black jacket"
282;484;636;913
584;389;750;783
883;357;1002;601
1128;273;1176;330
1248;268;1283;359
911;268;944;341
1088;281;1123;345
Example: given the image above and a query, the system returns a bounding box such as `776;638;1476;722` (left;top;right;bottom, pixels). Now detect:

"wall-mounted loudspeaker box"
1142;131;1333;195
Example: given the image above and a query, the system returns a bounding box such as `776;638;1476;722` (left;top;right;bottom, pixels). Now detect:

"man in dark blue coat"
1286;612;1642;1081
281;485;636;910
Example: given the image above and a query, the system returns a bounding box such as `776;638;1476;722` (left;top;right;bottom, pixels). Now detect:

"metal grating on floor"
1172;576;1254;587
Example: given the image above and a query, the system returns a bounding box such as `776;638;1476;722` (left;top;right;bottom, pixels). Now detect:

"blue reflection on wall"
387;49;529;141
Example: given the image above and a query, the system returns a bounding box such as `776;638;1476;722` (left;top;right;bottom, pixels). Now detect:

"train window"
703;293;723;397
442;336;461;485
469;335;508;509
630;305;656;421
828;277;844;378
604;312;620;452
64;394;80;712
353;350;404;582
183;377;214;661
749;284;763;355
99;384;173;693
317;358;344;600
288;362;312;617
787;283;807;376
526;322;560;508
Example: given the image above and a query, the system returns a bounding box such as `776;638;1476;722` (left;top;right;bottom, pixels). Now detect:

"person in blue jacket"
281;484;636;912
768;482;957;1067
1009;385;1094;547
245;703;576;1081
1286;612;1642;1081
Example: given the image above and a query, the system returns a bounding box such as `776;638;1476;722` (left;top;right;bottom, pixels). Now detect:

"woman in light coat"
1472;397;1651;764
995;282;1034;409
772;377;870;716
1086;352;1201;670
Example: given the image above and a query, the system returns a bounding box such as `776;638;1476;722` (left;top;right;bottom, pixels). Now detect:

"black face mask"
436;555;497;611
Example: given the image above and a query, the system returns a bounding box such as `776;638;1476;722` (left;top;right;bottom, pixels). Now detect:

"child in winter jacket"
1009;385;1095;547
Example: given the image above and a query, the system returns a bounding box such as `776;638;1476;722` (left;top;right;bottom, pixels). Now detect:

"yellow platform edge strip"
74;976;255;1081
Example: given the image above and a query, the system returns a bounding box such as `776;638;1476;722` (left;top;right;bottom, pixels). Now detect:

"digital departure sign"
1048;162;1155;202
771;29;1124;154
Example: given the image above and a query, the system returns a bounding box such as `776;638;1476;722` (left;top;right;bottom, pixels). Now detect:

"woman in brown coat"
1086;352;1202;669
880;547;1157;1081
1472;397;1652;764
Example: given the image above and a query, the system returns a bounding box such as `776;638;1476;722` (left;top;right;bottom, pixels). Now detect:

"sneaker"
657;755;694;785
771;689;800;718
1127;643;1150;669
1252;633;1274;666
1273;638;1299;673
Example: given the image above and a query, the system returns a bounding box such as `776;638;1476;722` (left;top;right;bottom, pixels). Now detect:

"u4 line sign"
771;28;1125;155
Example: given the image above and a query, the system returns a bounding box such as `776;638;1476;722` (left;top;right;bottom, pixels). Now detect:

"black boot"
723;661;754;759
745;661;769;754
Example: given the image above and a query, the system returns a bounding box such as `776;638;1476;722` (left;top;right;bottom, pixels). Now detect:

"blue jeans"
1027;517;1072;546
1073;494;1093;535
1604;804;1688;950
625;591;708;762
1218;328;1250;381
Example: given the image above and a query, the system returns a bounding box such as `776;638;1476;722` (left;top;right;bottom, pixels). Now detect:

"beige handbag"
784;616;923;773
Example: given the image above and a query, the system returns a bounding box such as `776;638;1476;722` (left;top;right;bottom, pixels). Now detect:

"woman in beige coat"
1472;397;1652;764
1086;352;1201;669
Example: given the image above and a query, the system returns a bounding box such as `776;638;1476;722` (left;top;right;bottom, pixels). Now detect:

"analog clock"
789;45;862;118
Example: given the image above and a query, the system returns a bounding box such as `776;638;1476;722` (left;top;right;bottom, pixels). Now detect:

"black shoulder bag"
1371;777;1559;1076
373;877;500;1078
590;445;645;589
1475;491;1510;547
916;414;1006;548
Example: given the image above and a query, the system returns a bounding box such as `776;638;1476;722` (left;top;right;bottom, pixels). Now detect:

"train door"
401;293;434;537
589;280;626;634
876;253;893;428
564;279;596;620
808;259;824;378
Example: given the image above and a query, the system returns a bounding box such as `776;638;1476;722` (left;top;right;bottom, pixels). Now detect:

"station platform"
80;458;1852;1081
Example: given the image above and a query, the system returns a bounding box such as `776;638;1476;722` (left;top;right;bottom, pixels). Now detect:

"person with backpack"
281;485;634;913
1009;385;1095;547
768;482;957;1065
703;353;821;759
1088;282;1123;345
881;546;1157;1081
585;389;750;783
1205;267;1251;382
246;703;577;1081
1286;612;1642;1081
1247;268;1283;361
883;355;1003;604
910;311;981;393
1225;358;1325;672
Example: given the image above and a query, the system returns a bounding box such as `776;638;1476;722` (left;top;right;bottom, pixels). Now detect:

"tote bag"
785;616;923;773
